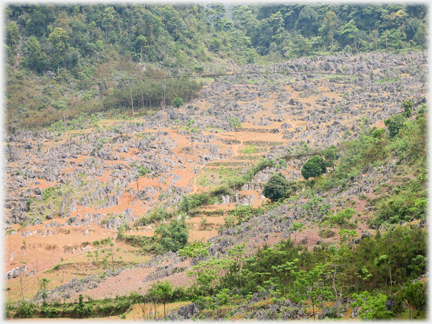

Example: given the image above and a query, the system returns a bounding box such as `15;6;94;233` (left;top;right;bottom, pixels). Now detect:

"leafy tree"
25;36;48;73
147;281;173;318
330;208;356;227
301;156;326;181
339;19;360;50
414;23;427;47
47;27;69;74
172;97;184;108
402;99;414;118
338;229;358;244
263;173;296;202
298;6;319;38
102;7;115;42
319;11;338;47
291;264;334;320
27;9;47;38
154;219;188;254
6;22;20;50
291;221;304;244
40;277;51;290
187;256;234;295
135;35;147;63
384;113;405;138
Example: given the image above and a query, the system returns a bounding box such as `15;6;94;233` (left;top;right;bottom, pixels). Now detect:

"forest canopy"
5;3;428;130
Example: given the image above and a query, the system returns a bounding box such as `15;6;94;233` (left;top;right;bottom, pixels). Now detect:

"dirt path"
191;167;204;194
232;142;241;158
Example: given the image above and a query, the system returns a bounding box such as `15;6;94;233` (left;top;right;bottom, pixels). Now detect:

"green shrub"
15;301;35;318
319;229;336;238
384;113;406;138
172;97;185;108
41;305;60;318
135;207;172;226
330;208;355;227
402;281;426;315
72;294;94;318
215;288;230;306
242;145;258;154
101;237;112;245
154;219;188;254
352;291;394;320
263;173;297;202
301;156;326;181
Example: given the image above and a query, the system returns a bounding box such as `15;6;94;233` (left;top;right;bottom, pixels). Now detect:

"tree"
25;35;48;73
154;219;188;254
18;261;28;299
402;99;414;118
301;156;326;181
339;19;359;48
102;7;115;42
229;117;241;141
172;97;184;108
6;22;20;51
135;166;151;192
298;6;319;38
413;23;427;47
136;35;147;63
47;27;69;74
402;281;426;319
227;242;247;289
291;264;334;321
323;145;337;168
40;277;51;302
291;222;304;244
31;259;41;292
384;114;405;138
263;173;296;202
148;281;173;318
129;83;135;116
319;11;337;47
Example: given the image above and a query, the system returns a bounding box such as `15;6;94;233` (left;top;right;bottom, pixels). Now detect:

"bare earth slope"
4;51;428;308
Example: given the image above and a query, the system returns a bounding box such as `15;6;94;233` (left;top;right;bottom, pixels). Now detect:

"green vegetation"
5;4;256;130
172;97;184;108
154;219;189;254
262;173;297;202
241;145;258;154
301;156;327;181
4;4;428;320
317;110;426;200
134;207;172;227
6;4;426;131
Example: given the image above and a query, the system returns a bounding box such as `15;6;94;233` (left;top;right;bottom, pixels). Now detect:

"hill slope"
4;50;427;320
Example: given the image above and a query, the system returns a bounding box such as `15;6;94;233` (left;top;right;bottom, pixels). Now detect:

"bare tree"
18;260;28;299
129;83;135;116
138;297;150;320
160;78;167;109
31;259;40;291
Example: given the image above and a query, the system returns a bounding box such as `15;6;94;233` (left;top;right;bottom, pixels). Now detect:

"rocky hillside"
4;50;428;320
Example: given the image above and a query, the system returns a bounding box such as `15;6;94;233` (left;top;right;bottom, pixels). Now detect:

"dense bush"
263;173;297;202
301;156;327;180
154;219;188;254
